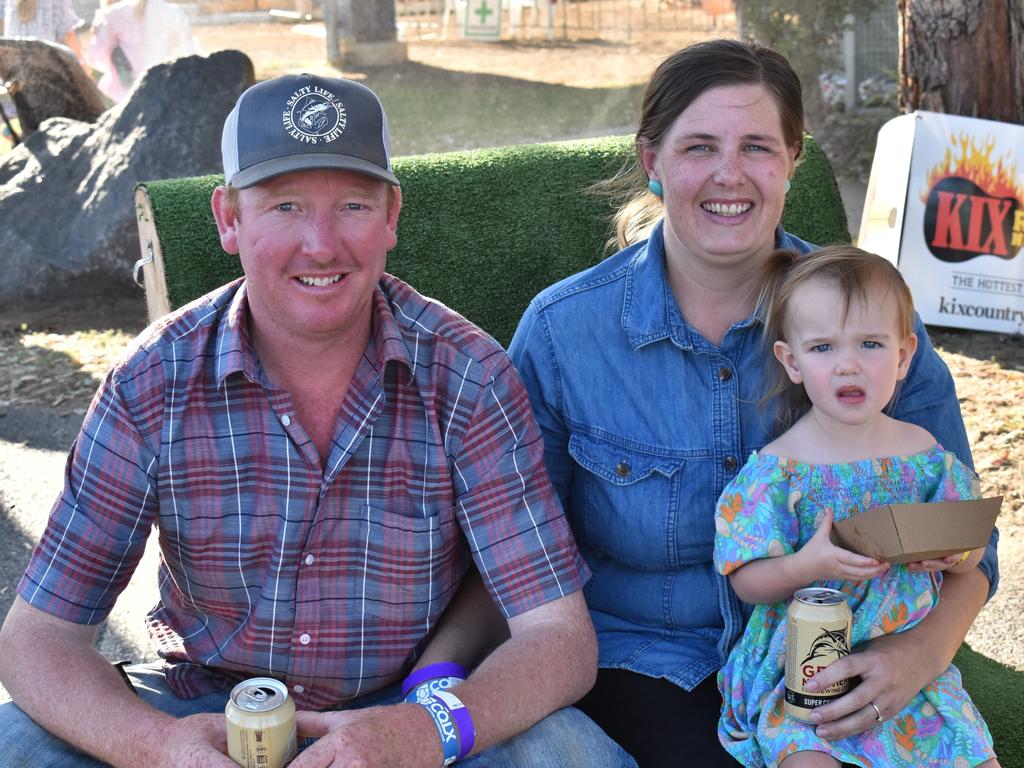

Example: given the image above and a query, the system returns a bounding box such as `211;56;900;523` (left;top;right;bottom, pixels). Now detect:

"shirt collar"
621;221;693;350
213;277;414;388
370;274;417;373
214;278;258;386
621;222;811;351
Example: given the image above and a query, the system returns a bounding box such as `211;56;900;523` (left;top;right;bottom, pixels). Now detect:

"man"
0;74;634;767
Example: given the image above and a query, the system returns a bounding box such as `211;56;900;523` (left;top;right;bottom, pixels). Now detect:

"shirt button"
615;462;631;477
719;367;732;381
281;414;292;427
293;684;305;694
299;633;311;645
724;456;739;472
304;554;315;566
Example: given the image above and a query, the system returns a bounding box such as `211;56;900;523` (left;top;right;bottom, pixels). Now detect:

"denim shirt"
508;221;999;691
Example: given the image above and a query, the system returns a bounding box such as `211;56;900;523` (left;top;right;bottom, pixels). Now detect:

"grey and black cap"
221;73;399;188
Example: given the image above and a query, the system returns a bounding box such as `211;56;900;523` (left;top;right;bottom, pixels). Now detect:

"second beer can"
226;677;298;768
784;587;853;721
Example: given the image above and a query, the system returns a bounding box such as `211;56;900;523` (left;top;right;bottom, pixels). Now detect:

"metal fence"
853;5;898;85
396;0;735;43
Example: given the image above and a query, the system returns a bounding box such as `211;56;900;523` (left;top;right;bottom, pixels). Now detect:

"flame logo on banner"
921;133;1024;263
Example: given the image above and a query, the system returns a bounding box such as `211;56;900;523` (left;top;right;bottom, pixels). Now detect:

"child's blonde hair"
759;245;917;433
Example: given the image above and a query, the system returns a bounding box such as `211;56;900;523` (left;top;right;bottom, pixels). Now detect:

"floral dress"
713;446;995;768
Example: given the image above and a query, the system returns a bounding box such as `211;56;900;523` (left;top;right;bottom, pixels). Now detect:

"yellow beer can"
226;677;297;768
784;587;853;721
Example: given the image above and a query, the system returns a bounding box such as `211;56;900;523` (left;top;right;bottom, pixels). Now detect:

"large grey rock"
0;50;254;306
0;37;107;134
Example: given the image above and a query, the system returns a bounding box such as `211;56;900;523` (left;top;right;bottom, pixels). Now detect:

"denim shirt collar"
621;221;807;352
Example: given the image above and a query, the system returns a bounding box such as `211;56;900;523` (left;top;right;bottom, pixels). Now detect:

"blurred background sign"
464;0;502;39
859;111;1024;335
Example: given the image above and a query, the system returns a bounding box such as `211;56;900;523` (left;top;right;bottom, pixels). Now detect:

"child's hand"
907;549;979;574
796;510;891;583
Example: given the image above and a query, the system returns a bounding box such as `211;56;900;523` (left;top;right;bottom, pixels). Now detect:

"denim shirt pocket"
569;431;686;571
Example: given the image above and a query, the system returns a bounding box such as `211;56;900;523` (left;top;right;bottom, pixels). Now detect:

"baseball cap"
221;73;399;188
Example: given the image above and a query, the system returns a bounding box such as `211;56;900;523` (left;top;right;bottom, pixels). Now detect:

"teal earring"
648;179;663;198
785;179;791;193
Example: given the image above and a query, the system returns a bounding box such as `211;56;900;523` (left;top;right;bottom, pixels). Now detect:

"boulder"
0;49;254;307
0;37;107;135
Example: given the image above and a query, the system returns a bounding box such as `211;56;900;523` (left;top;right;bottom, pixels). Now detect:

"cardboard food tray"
832;497;1002;564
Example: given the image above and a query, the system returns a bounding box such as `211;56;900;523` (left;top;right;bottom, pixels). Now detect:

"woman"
2;0;84;59
507;38;998;767
87;0;195;102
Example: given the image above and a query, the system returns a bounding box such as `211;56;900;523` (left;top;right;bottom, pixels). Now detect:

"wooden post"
324;0;408;68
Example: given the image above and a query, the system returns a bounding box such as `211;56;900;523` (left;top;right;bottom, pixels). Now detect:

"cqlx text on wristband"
416;694;460;766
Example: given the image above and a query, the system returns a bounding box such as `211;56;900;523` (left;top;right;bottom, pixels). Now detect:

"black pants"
576;669;738;768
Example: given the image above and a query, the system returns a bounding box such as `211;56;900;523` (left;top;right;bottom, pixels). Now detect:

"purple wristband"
435;690;475;760
401;662;469;697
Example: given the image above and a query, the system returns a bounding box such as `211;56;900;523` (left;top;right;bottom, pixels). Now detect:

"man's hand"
149;713;237;768
804;632;930;740
290;703;441;768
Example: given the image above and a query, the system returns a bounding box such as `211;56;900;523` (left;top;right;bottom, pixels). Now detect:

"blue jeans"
0;663;636;767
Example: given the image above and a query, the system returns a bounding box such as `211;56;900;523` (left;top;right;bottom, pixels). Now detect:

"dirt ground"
190;19;716;87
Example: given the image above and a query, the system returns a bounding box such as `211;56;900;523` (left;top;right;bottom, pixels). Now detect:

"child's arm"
729;510;890;604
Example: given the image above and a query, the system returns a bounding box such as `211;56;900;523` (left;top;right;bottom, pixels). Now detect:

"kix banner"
859;111;1024;334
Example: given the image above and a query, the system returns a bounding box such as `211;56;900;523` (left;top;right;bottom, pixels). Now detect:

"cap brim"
229;153;400;188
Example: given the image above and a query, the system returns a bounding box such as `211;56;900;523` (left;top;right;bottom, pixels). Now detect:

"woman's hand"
803;631;932;740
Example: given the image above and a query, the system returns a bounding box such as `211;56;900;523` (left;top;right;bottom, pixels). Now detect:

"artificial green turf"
954;643;1024;766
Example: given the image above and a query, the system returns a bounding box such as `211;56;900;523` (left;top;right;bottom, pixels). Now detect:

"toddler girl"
713;246;998;767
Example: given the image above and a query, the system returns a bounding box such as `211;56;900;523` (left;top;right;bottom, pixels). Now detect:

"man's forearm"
291;591;597;768
0;598;175;768
427;590;596;757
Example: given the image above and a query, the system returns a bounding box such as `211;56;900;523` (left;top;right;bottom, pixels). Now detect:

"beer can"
784;587;852;721
226;677;298;768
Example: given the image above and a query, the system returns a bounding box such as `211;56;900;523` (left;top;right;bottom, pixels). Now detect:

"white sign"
464;0;502;39
859;111;1024;334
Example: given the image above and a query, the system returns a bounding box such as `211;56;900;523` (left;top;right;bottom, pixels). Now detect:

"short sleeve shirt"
19;275;588;709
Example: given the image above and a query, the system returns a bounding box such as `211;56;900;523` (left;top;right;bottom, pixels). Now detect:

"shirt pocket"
321;505;463;629
569;431;688;570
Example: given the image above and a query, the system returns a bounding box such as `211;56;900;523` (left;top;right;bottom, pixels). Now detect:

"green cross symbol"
474;0;494;24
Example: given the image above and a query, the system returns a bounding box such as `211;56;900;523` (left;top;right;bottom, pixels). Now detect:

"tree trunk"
898;0;1024;123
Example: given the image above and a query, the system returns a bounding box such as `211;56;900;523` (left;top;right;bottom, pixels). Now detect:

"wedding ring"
870;701;884;722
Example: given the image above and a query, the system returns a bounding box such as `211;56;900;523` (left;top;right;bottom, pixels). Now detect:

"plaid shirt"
20;275;588;709
2;0;80;41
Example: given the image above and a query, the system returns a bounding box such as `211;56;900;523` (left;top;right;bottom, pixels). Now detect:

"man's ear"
896;332;918;380
211;186;240;255
773;340;803;384
385;185;402;251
